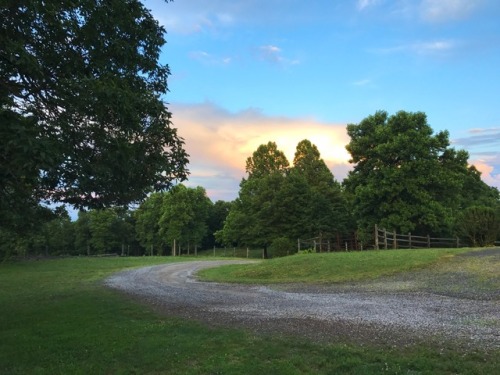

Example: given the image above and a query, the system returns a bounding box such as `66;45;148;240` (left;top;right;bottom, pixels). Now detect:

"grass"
198;248;470;284
0;253;498;374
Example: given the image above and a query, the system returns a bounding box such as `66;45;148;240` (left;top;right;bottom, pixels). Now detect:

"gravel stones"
104;255;500;350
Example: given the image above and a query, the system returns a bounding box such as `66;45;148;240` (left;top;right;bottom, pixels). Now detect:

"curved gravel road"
105;258;500;350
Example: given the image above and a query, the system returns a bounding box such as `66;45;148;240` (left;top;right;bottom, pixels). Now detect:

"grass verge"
0;254;498;374
198;248;470;284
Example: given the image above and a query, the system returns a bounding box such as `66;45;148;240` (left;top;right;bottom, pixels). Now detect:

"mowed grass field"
1;249;499;374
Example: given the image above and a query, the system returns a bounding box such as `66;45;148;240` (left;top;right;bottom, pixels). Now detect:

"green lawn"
0;253;498;374
198;248;469;283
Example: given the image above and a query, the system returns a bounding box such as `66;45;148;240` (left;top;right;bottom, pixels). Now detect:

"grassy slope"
198;248;469;284
0;253;498;374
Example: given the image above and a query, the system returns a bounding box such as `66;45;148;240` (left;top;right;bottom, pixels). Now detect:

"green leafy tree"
221;142;292;256
74;210;92;255
134;192;166;255
245;141;289;178
159;185;212;255
345;110;473;236
1;0;188;230
292;139;350;239
205;200;233;248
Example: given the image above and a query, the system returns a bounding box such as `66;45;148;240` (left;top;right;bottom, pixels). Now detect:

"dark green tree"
1;0;188;230
158;185;212;255
344;110;480;236
221;142;295;256
134;192;166;255
291;139;350;239
205;200;233;248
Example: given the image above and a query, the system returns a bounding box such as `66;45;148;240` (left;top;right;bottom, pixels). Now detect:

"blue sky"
144;0;500;201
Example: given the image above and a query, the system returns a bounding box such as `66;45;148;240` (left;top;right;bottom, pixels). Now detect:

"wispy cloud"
453;128;500;147
352;78;372;87
257;45;300;66
420;0;483;22
356;0;383;11
189;51;232;65
374;39;457;57
453;127;500;188
170;102;350;201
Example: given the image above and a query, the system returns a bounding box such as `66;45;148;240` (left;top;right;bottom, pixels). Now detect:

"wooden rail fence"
374;225;460;250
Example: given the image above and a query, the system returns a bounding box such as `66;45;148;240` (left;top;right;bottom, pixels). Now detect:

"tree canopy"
344;110;498;236
220;140;350;255
1;0;188;228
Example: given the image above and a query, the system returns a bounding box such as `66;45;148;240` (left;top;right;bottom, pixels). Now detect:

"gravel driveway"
105;254;500;350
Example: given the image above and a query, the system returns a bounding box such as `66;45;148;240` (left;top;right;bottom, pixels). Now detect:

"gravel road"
105;255;500;350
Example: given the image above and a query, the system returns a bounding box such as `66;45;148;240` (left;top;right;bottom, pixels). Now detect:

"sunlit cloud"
453;128;500;188
170;102;351;201
470;158;500;188
420;0;482;22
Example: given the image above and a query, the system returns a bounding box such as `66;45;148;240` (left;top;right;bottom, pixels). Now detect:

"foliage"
134;192;166;255
268;237;296;258
456;206;499;247
1;0;188;225
221;140;350;255
158;184;213;254
344;110;494;236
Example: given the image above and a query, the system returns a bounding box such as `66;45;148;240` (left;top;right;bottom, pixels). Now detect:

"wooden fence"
298;232;362;252
374;225;461;250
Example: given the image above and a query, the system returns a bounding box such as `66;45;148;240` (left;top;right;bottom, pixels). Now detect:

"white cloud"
257;45;300;66
189;51;232;65
170;102;351;201
420;0;482;22
357;0;382;11
374;39;456;57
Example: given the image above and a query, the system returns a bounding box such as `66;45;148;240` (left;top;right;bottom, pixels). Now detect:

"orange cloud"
470;159;500;188
170;102;351;201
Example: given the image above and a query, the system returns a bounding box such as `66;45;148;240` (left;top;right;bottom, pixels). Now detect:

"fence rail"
374;225;461;250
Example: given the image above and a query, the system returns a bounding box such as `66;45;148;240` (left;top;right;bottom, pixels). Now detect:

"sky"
144;0;500;202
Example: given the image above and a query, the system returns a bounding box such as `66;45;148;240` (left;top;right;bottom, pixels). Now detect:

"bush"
268;237;296;258
456;206;499;247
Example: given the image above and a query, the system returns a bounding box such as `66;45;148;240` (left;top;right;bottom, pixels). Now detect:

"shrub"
456;206;499;247
268;237;296;258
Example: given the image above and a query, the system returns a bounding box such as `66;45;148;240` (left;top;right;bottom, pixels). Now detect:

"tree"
245;141;289;178
134;192;166;255
158;185;212;255
344;110;481;236
205;200;232;248
221;142;292;255
1;0;188;227
291;139;350;239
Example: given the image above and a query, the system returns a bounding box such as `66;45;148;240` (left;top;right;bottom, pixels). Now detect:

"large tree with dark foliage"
344;110;498;236
1;0;188;231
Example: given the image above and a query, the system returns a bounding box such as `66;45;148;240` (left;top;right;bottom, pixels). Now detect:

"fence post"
374;225;379;250
456;237;460;248
247;247;249;258
393;229;397;249
297;238;300;252
427;235;431;248
384;229;388;250
408;233;412;249
213;245;215;257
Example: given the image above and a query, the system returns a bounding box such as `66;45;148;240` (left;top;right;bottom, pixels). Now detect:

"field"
1;249;499;374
